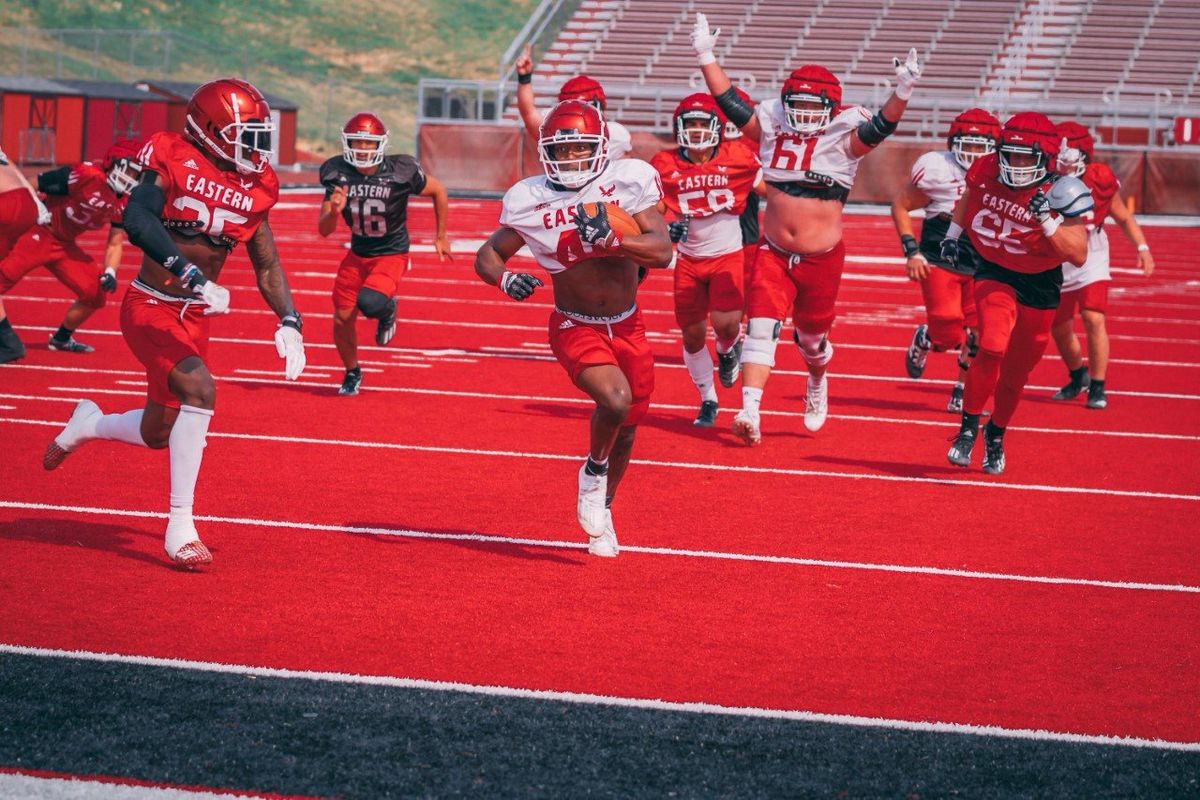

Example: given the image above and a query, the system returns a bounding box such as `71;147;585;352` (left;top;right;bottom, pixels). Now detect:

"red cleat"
170;540;213;568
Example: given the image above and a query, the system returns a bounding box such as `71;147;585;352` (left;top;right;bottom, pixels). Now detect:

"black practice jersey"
319;154;428;257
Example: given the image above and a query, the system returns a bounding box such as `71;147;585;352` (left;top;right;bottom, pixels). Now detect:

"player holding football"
514;43;634;159
692;11;922;444
0;146;51;363
942;113;1092;473
891;108;1000;412
0;140;142;357
650;93;763;426
43;78;307;568
318;112;451;395
475;100;671;557
1048;121;1154;410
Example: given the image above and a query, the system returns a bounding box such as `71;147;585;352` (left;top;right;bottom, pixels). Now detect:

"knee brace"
741;317;781;367
356;288;391;319
793;328;834;368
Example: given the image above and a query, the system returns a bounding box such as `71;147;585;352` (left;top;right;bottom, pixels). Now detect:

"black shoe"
338;368;363;396
375;298;398;346
905;324;931;379
946;383;964;413
0;327;25;364
48;335;94;353
947;423;978;467
717;339;742;388
1052;369;1090;400
693;399;718;427
982;423;1006;475
1086;382;1107;410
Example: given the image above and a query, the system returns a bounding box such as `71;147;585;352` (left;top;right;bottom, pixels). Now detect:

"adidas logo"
182;159;199;170
558;319;576;330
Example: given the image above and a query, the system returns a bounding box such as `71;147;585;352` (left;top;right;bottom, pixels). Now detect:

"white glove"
197;280;231;315
34;196;52;226
691;12;721;65
892;48;921;100
274;324;305;381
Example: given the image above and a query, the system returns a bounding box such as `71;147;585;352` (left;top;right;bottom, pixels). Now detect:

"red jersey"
650;141;761;257
963;154;1064;274
137;131;278;249
1082;162;1119;227
45;163;122;242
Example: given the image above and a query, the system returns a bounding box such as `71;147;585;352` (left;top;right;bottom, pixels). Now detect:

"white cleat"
588;509;619;558
577;463;608;537
43;399;101;470
804;375;828;432
731;408;761;445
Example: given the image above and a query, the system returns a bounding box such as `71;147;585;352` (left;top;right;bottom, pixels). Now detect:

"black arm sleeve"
37;166;72;196
714;87;755;128
857;111;899;147
124;177;196;281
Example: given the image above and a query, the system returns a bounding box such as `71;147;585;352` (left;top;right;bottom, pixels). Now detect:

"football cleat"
731;408;761;446
43;399;101;470
0;326;25;364
1086;382;1108;410
946;383;964;413
947;425;978;467
717;338;743;388
338;368;363;396
905;324;931;379
982;424;1006;475
693;399;718;427
577;463;607;537
1051;371;1090;400
169;540;213;568
48;335;94;353
804;375;828;432
375;298;398;346
588;509;619;558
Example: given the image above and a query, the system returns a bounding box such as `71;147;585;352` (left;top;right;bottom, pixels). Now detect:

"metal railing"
10;28;249;82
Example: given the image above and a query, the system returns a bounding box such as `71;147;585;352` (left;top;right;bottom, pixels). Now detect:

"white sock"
95;409;148;447
742;386;764;415
165;506;197;556
168;404;212;510
683;346;718;403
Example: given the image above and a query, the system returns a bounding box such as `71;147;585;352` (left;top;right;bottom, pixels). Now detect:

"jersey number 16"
349;198;388;237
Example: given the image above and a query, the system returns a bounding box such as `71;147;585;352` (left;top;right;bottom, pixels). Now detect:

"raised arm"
848;49;922;159
515;44;545;140
692;13;762;142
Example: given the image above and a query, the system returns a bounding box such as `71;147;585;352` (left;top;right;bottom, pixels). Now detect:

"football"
580;202;641;239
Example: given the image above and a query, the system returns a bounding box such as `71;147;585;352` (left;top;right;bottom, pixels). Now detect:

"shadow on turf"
0;516;167;568
342;520;583;565
803;453;965;478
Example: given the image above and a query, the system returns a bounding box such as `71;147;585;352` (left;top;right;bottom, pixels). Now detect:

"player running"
318;112;451;395
43;78;307;568
0;146;51;363
650;93;763;426
474;100;671;557
891;108;999;412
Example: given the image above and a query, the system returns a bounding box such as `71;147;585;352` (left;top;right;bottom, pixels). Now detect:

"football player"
474;100;672;557
0;146;51;363
891;108;1000;412
0;140;141;356
650;93;763;426
722;86;765;295
43;77;307;568
318;112;451;395
692;11;922;444
1049;120;1153;410
514;43;633;159
942;113;1092;473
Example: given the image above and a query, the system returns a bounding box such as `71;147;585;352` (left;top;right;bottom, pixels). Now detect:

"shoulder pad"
1047;174;1094;218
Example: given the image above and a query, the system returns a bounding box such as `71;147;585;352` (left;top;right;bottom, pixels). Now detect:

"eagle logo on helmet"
947;108;1000;170
185;77;276;175
103;137;144;196
342;112;389;169
538;100;610;189
781;65;842;135
674;92;724;150
1055;120;1094;178
996;112;1060;188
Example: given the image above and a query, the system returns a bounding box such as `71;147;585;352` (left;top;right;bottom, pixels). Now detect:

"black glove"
1027;189;1051;222
668;217;690;243
499;271;543;301
940;237;960;268
99;268;118;293
575;203;618;248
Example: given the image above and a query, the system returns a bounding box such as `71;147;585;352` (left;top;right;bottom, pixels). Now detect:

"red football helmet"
997;112;1059;188
558;75;607;111
724;87;753;140
185;77;276;175
1055;120;1094;177
342;112;389;169
947;108;999;170
781;65;841;135
674;92;724;150
538;100;609;188
104;137;144;196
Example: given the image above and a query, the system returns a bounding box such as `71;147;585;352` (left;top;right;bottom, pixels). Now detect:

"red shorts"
0;226;105;307
745;239;846;334
332;251;409;311
1053;280;1109;326
673;249;745;327
548;307;654;426
0;188;38;260
920;267;978;350
120;283;211;409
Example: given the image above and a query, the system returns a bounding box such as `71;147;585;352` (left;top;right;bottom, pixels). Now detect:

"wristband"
1040;215;1062;237
945;221;963;240
280;311;303;332
698;52;716;66
499;271;515;294
517;73;532;85
1136;244;1150;253
900;234;920;258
